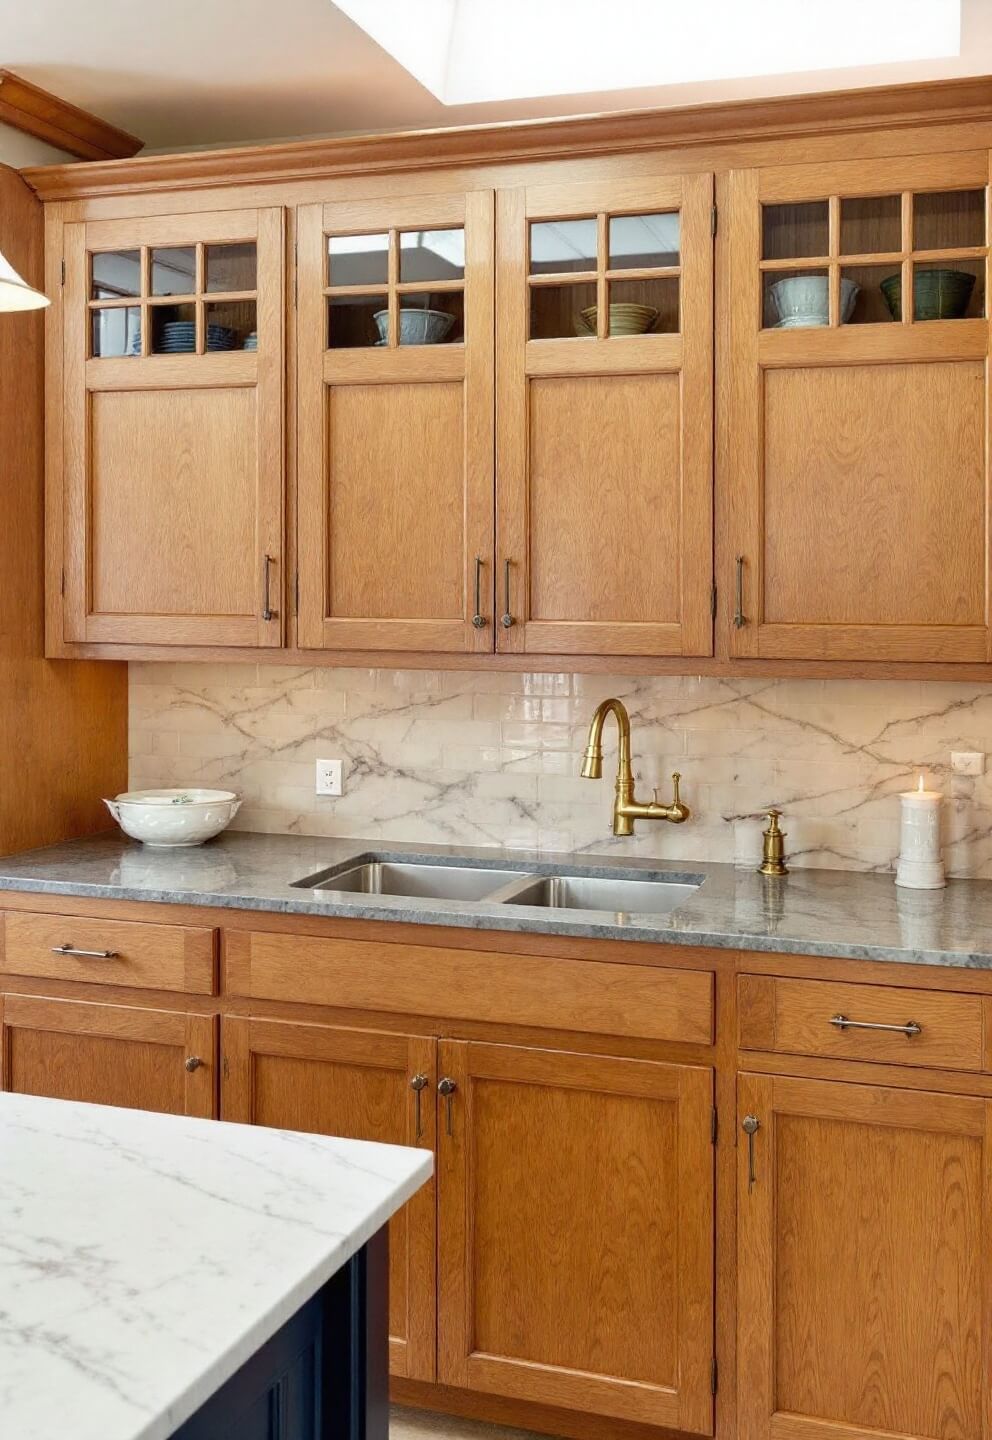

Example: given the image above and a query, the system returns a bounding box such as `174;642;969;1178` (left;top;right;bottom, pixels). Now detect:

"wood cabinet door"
0;993;216;1116
738;1073;992;1440
438;1041;714;1431
297;192;495;653
60;208;284;647
221;1017;436;1381
725;152;992;662
496;174;714;657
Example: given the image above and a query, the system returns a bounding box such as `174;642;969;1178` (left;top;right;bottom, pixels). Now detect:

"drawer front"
0;911;216;994
226;931;713;1045
739;973;988;1072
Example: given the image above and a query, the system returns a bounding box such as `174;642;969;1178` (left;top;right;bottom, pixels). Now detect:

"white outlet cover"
316;758;344;796
951;751;985;776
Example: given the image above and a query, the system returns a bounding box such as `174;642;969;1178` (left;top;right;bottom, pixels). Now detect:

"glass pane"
151;246;195;296
399;229;464;282
529;281;597;338
608;212;679;269
529;218;597;275
840;266;896;324
91;305;141;357
608;276;678;333
910;262;983;321
762;268;830;328
327;234;388;288
840;195;901;256
91;249;141;300
762;202;829;261
151;303;196;353
914;189;985;251
378;293;463;345
328;293;387;348
205;299;254;349
205;242;256;293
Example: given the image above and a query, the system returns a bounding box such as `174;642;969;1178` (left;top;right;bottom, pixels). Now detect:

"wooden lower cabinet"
220;1017;437;1382
438;1041;715;1432
738;1073;992;1440
0;993;215;1116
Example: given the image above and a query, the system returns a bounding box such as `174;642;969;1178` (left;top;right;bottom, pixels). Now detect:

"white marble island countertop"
0;1092;432;1440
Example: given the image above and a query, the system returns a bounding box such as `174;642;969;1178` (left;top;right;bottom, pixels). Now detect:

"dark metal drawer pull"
52;944;119;959
830;1013;922;1038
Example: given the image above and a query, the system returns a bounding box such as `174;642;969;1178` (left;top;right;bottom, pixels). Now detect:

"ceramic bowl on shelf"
880;267;976;321
373;307;455;345
575;302;658;336
103;788;241;847
769;275;859;327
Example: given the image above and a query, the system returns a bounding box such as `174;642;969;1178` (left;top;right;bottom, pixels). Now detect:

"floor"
390;1405;553;1440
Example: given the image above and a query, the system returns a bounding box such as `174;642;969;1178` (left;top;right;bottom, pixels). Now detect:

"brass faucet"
580;697;690;837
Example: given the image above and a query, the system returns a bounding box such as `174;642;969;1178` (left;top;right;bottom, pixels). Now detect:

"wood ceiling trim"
0;69;142;163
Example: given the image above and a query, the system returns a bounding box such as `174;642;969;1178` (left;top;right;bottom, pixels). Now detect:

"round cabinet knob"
185;1056;204;1073
437;1077;457;1096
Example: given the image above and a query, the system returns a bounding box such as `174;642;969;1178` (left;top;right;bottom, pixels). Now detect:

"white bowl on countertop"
103;788;242;848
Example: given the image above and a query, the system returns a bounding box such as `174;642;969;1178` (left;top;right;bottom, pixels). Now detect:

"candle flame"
917;774;925;793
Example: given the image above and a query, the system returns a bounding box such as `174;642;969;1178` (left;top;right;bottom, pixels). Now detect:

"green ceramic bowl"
880;267;977;321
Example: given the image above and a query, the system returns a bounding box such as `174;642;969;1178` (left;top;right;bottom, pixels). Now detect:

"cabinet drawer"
226;931;713;1045
739;973;990;1072
0;911;216;994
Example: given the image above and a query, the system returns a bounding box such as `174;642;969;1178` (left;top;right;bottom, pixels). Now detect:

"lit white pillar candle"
895;773;945;890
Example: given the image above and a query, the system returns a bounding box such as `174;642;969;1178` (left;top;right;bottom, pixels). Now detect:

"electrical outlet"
951;751;985;776
315;758;344;796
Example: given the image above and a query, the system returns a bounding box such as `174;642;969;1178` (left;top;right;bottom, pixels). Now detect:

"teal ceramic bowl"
880;267;977;321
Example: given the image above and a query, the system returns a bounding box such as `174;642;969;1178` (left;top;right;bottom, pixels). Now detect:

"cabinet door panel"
738;1073;992;1440
439;1041;714;1431
61;208;283;648
0;994;215;1116
222;1017;436;1382
497;174;713;657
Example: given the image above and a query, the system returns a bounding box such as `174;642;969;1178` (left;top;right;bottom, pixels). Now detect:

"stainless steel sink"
293;860;528;901
501;874;699;916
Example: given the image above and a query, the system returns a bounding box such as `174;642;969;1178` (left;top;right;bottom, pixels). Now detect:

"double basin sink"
291;857;701;920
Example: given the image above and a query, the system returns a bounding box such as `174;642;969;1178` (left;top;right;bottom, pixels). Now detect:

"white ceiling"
1;0;991;156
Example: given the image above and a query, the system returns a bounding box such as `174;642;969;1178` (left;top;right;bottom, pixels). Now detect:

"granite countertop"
0;830;991;970
0;1090;432;1440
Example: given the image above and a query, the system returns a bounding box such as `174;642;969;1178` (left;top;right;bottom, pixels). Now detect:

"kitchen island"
0;1091;432;1440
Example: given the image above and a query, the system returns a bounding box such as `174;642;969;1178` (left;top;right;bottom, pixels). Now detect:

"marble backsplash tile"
129;665;992;875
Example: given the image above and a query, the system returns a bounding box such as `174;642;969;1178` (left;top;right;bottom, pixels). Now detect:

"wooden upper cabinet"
438;1041;715;1431
738;1073;992;1440
296;191;495;653
60;208;284;647
726;152;992;662
496;174;714;657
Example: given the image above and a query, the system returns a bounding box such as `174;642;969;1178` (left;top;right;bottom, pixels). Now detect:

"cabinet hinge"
711;1106;718;1145
711;205;718;238
60;258;65;286
711;1356;718;1394
710;583;717;620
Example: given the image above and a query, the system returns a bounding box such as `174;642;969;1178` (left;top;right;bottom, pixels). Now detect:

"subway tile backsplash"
129;665;992;875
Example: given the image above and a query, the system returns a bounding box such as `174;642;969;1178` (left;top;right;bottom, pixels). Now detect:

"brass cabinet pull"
742;1114;760;1190
438;1076;457;1136
185;1056;204;1073
830;1014;922;1038
500;558;514;628
471;556;487;629
410;1072;429;1140
262;553;278;622
733;555;747;628
52;943;118;959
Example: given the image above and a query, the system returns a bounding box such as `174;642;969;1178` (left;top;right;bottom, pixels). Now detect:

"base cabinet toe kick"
3;897;992;1440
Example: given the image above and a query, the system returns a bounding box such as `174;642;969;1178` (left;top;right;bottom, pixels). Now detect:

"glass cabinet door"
496;173;714;658
62;208;283;648
728;152;991;663
296;191;494;654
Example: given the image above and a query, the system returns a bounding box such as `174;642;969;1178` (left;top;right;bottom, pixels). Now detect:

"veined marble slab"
0;1092;432;1440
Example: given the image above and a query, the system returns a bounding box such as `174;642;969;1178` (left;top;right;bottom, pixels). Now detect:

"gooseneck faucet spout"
581;697;690;837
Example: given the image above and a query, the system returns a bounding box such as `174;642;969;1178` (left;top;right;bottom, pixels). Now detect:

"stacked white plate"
243;331;258;350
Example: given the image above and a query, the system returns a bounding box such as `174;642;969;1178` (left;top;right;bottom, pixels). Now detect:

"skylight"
335;0;961;106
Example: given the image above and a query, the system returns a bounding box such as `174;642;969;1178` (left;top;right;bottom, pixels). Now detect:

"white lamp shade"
0;246;49;311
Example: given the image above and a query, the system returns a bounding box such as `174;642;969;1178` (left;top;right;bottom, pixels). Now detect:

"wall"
0;121;76;167
129;665;992;875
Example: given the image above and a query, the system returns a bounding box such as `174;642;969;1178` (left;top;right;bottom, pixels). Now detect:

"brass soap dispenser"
759;809;789;876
